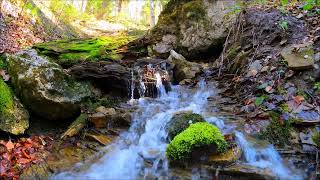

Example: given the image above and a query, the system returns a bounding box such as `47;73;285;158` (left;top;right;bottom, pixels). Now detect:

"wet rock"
281;44;314;70
89;112;107;128
168;50;202;83
132;57;172;98
96;106;116;116
7;49;91;120
111;108;132;127
0;79;29;135
208;146;241;166
165;111;205;141
85;132;113;145
89;107;117;128
68;61;131;97
220;164;275;180
300;130;317;152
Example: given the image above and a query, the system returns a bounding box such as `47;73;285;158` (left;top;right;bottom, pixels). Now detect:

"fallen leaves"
0;136;53;179
293;95;305;105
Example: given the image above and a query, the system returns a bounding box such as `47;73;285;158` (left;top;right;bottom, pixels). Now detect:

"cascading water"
54;77;302;179
235;132;303;180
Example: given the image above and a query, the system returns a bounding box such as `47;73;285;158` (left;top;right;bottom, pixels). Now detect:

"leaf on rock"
293;95;305;105
255;96;266;106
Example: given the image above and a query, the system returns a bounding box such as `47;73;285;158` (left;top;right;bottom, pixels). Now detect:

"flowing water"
54;76;303;179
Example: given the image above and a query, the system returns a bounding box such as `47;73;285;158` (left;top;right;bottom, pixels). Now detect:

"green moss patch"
0;79;14;115
33;35;137;67
259;112;293;147
166;122;228;161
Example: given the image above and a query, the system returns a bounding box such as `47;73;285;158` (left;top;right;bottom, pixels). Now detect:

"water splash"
235;131;303;180
53;79;302;180
54;80;213;179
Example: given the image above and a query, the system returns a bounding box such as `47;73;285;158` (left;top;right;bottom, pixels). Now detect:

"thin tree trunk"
149;0;155;28
117;0;123;14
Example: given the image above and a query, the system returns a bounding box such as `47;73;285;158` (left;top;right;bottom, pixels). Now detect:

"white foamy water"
53;79;301;180
235;131;303;180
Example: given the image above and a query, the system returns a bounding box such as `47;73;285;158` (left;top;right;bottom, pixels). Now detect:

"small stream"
54;75;303;179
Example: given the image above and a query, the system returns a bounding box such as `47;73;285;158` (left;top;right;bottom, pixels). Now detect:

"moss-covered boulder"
0;79;29;135
33;36;136;67
129;0;236;60
7;49;91;120
166;111;205;140
166;122;228;161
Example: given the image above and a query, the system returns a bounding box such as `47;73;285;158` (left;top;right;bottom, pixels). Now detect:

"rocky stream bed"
0;0;320;179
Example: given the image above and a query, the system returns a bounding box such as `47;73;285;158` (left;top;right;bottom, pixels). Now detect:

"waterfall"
235;131;303;180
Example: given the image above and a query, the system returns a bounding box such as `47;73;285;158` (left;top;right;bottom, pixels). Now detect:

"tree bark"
117;0;123;14
149;0;155;27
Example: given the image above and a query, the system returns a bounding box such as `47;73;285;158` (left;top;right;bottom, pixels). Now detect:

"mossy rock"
7;49;91;120
33;35;137;67
166;122;228;161
166;112;205;140
0;79;29;135
312;132;320;147
259;112;293;147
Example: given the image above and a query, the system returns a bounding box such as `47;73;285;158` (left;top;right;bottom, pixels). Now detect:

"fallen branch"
61;114;88;139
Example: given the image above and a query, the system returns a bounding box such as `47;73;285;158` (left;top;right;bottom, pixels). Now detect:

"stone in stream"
89;106;131;128
207;146;241;166
281;44;314;70
89;107;116;128
166;122;228;162
0;79;29;135
7;49;91;120
168;50;202;84
219;164;275;179
165;111;205;141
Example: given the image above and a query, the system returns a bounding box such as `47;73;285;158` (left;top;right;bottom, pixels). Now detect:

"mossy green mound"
33;35;137;67
166;112;205;140
0;79;29;135
0;79;14;114
166;122;228;161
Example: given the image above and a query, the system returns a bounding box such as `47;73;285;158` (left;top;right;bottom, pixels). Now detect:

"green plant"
279;20;289;31
314;82;320;90
255;95;268;106
166;122;228;161
260;111;293;147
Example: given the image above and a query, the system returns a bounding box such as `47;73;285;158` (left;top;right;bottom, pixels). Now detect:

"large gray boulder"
129;0;236;59
7;49;91;120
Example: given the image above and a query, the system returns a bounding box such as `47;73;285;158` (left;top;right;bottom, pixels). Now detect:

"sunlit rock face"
7;49;91;120
131;0;236;60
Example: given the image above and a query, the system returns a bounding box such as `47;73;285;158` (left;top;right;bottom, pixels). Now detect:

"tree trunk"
81;0;87;13
117;0;123;14
149;0;155;28
97;0;107;19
